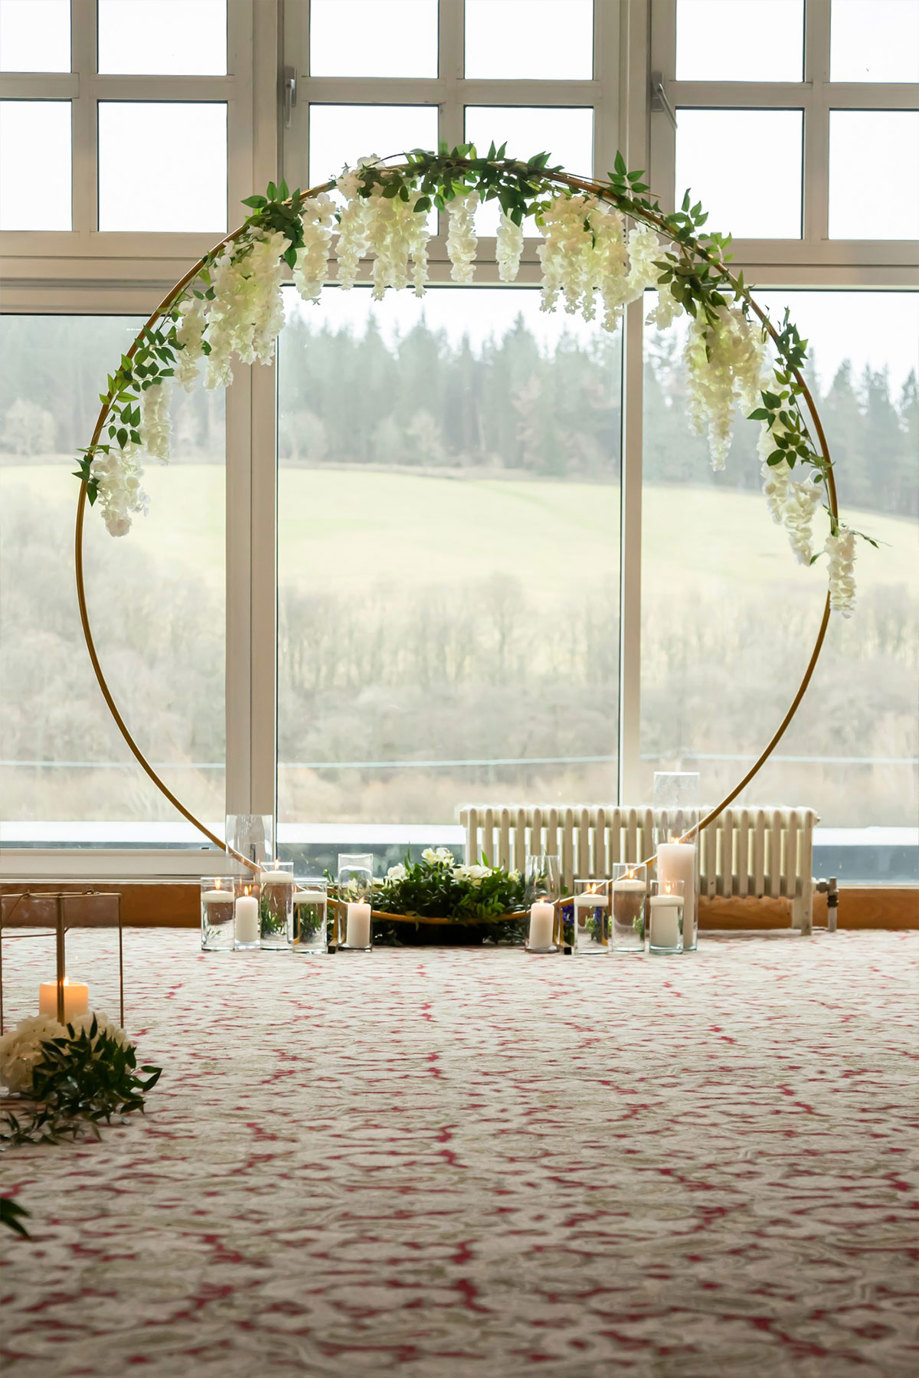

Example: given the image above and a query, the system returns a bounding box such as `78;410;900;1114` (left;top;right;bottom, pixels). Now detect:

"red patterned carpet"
1;929;918;1377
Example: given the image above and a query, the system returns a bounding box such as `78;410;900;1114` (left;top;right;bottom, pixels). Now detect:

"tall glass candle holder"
573;879;611;955
338;854;373;952
525;854;561;904
654;772;700;952
259;860;294;950
226;813;274;867
611;863;647;953
233;877;261;951
649;879;684;955
200;876;235;952
293;879;328;955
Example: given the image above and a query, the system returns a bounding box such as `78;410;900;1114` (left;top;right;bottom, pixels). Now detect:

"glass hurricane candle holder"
649;879;684;955
233;877;261;951
653;772;700;952
337;852;373;900
573;879;611;955
611;863;647;954
226;813;274;867
200;876;235;952
525;854;561;905
259;860;294;950
292;879;328;955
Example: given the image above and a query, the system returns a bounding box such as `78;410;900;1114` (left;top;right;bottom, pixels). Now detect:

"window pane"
829;111;919;238
831;0;919;82
675;109;802;238
0;0;69;71
277;287;620;855
0;316;226;846
676;0;803;81
0;100;70;229
97;0;226;76
465;0;593;80
641;290;919;881
310;0;437;78
308;103;438;186
98;103;227;232
465;106;593;236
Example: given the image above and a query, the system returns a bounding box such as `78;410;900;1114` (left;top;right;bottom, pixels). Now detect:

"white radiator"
459;804;820;932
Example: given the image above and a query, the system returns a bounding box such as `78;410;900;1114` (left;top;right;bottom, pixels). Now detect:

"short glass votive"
233;877;261;951
259;860;294;950
611;863;647;954
573;879;611;955
649;879;684;955
200;876;235;952
526;899;557;953
292;879;328;955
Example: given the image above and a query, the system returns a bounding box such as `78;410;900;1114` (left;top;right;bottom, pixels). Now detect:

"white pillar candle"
649;896;682;949
657;843;696;945
528;901;555;949
39;979;89;1021
345;901;371;949
202;890;233;907
234;895;259;945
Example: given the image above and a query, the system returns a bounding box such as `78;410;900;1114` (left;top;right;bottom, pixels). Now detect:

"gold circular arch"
74;162;839;869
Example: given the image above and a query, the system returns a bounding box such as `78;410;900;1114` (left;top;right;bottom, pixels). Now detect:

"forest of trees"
0;307;915;842
0;309;915;516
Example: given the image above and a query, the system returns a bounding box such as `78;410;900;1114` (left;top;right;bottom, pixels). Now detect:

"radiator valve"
816;876;839;932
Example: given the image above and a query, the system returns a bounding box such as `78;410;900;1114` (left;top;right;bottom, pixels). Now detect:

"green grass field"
6;462;917;604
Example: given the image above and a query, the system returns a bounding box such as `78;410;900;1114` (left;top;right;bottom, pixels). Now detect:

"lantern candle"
234;892;260;948
39;978;89;1021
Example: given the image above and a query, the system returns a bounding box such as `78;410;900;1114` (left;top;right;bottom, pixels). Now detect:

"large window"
0;0;916;882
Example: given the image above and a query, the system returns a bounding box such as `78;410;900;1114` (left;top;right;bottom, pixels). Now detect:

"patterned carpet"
1;929;917;1378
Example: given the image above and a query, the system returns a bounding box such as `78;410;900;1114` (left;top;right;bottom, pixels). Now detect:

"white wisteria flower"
362;185;431;300
174;289;209;389
334;170;372;291
825;525;857;617
685;302;765;470
446;191;480;284
292;192;337;304
205;227;288;387
758;420;821;565
140;378;171;463
91;445;149;537
496;210;524;282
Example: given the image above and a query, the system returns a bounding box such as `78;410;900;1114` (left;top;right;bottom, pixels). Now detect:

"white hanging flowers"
496;210;525;282
77;148;866;612
685;302;765;471
174;289;208;389
140;378;171;463
446;190;480;283
825;526;857;617
292;192;336;304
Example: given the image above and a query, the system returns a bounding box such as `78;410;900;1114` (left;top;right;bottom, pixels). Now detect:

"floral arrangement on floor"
0;1012;162;1235
374;847;527;924
74;143;870;617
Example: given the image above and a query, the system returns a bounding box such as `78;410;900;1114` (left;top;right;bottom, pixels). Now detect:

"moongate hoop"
73;153;846;870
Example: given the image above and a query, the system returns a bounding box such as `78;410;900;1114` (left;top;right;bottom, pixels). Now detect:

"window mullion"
70;0;97;236
618;298;644;806
803;0;830;245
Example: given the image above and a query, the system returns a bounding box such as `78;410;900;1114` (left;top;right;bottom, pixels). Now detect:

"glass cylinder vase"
654;772;700;953
200;876;235;952
259;860;294;950
649;879;684;955
293;879;328;955
573;879;610;955
611;863;647;953
226;813;274;868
